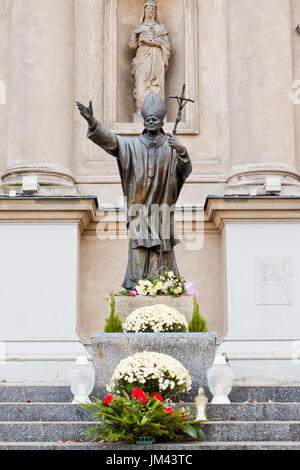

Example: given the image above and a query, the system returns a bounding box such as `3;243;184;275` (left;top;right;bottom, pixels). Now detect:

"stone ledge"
204;196;300;231
0;196;98;231
0;420;299;443
2;441;300;450
2;402;300;422
1;385;300;402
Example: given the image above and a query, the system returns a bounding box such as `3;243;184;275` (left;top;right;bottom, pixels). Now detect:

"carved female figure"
129;0;171;113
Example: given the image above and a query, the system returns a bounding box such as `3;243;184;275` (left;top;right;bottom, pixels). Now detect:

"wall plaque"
255;257;294;305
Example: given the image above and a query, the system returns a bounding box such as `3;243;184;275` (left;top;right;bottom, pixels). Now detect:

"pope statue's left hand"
168;134;186;155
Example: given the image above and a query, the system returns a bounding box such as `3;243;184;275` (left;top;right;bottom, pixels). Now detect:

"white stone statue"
128;0;171;113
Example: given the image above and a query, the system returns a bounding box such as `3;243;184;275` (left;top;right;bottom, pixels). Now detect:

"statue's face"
144;115;163;133
144;5;156;21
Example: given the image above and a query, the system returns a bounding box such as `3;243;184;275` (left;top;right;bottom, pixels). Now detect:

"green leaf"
140;415;149;425
124;414;136;424
80;403;95;411
148;398;163;411
83;396;207;444
185;425;198;439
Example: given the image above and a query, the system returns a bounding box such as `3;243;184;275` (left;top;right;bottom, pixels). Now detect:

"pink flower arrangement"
182;278;202;298
130;290;137;297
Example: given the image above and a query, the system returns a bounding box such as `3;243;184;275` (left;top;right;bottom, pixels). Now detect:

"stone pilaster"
2;0;77;194
291;0;300;174
226;0;300;194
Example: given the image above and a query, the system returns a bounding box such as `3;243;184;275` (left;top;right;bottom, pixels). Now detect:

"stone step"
0;386;73;403
1;421;300;442
0;421;93;442
202;421;300;442
208;403;300;421
1;441;300;450
228;386;300;404
0;403;92;422
0;385;300;403
1;402;300;422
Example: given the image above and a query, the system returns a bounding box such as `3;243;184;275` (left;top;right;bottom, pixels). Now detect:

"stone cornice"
85;206;217;236
1;164;77;186
3;196;298;236
204;196;300;232
0;197;98;232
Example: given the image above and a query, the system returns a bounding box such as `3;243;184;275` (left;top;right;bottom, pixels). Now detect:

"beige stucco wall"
227;0;295;171
78;231;223;341
7;0;75;169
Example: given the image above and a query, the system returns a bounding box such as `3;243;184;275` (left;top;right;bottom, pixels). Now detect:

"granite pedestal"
91;332;216;399
111;295;196;323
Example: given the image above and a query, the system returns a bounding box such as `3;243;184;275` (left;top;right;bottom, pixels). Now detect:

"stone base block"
217;338;300;385
112;296;196;323
0;339;90;385
91;332;216;399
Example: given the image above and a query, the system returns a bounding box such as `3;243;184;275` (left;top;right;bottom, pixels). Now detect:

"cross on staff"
168;84;195;135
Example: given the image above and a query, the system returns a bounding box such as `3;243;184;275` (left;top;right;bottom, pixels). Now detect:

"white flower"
134;272;184;296
173;287;182;295
108;351;192;398
155;281;163;289
123;304;188;333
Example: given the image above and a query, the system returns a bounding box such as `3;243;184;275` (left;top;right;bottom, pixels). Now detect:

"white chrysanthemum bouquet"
134;271;186;297
123;304;188;333
107;351;192;399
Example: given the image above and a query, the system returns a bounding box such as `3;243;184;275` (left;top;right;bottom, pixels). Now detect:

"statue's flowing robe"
129;22;170;111
88;120;192;288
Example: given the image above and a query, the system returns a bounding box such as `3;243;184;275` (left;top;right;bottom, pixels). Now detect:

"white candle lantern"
207;353;233;404
70;355;95;404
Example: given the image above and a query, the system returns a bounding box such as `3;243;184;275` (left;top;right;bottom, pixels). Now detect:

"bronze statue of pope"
76;92;192;289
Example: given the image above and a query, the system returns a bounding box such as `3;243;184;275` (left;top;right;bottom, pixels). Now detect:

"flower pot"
91;332;217;400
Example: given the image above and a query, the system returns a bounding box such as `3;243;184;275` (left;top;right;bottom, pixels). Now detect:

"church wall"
73;0;230;198
2;0;299;187
227;0;295;170
6;0;75;171
78;236;129;340
73;0;106;176
1;0;300;345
